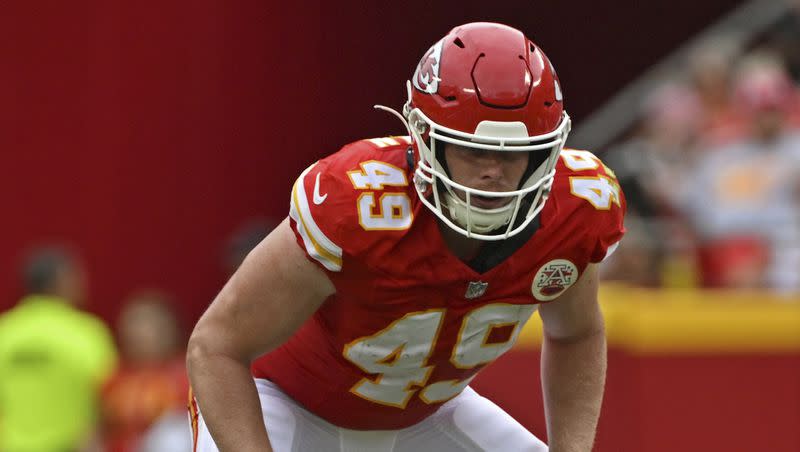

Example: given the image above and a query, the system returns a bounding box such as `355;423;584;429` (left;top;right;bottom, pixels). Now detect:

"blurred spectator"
687;36;748;146
602;83;703;287
735;49;800;127
101;290;190;452
0;246;118;452
605;39;800;293
678;56;800;291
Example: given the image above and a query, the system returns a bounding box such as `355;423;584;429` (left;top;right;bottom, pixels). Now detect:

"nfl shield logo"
465;281;489;299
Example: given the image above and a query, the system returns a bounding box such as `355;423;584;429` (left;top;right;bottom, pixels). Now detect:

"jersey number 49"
343;303;536;408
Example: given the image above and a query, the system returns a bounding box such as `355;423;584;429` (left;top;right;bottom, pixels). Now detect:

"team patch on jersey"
531;259;578;301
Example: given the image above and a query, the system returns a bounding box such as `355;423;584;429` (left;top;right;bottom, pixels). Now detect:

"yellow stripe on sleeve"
289;165;343;272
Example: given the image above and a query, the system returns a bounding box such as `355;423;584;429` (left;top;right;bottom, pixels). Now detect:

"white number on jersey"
562;150;621;210
343;310;444;408
450;304;537;368
419;304;536;404
347;159;413;231
357;193;413;230
343;304;536;407
561;149;600;171
348;161;408;190
570;176;621;210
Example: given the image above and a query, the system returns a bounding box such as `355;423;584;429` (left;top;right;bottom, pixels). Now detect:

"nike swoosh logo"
313;172;328;205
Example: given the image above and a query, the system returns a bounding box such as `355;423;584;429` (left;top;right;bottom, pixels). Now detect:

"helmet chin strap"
445;194;514;234
431;158;515;234
438;156;550;235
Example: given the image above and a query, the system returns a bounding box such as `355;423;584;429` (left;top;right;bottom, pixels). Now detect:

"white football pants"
193;378;548;452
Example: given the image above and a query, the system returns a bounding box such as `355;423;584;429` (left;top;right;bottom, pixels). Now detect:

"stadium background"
2;1;798;451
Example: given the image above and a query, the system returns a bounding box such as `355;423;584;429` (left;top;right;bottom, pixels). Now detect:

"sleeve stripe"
290;164;343;271
602;241;620;262
188;387;200;452
294;163;344;256
290;202;343;271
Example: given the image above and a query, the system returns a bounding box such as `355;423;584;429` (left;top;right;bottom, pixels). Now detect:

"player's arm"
537;263;606;452
186;218;335;452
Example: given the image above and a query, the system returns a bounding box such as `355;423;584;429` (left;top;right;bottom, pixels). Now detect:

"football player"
187;22;625;452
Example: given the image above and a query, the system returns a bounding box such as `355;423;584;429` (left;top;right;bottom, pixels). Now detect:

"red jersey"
252;136;625;430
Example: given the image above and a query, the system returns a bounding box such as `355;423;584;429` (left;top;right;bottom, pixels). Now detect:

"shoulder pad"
549;149;627;263
289;137;416;272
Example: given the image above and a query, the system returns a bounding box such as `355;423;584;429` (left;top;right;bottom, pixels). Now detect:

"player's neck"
437;222;484;263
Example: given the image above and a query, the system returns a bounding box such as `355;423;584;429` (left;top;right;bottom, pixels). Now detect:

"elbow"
186;320;227;378
185;316;252;380
579;316;606;341
186;328;209;379
544;319;606;345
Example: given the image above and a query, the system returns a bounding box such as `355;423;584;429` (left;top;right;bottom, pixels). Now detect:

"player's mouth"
471;194;512;209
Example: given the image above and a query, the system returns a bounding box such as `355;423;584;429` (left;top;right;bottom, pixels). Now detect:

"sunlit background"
1;1;798;451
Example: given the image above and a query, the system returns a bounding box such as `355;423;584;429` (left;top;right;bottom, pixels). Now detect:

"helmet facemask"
406;100;571;241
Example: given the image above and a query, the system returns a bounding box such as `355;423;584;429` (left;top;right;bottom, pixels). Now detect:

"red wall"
2;1;323;324
473;349;800;452
2;1;741;327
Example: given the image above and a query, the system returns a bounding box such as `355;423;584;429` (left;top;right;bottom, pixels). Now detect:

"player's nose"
477;154;504;181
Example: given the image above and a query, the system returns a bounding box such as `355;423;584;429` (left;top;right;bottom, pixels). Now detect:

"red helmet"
401;22;571;240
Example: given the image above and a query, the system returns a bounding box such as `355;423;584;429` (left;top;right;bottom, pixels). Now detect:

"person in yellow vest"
0;247;118;452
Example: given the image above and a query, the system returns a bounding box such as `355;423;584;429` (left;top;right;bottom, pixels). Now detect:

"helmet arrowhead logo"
412;39;444;95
